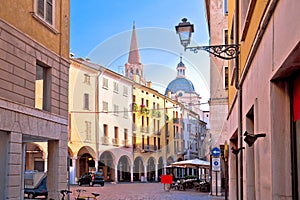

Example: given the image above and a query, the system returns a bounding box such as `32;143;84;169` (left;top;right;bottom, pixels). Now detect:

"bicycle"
75;189;100;200
49;190;72;200
60;190;72;200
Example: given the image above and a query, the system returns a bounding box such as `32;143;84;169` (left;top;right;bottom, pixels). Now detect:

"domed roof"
165;77;195;95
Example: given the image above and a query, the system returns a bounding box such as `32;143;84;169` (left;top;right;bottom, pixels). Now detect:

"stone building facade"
0;0;70;199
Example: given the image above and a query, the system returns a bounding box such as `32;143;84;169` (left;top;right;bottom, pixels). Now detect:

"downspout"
234;0;243;199
95;71;100;171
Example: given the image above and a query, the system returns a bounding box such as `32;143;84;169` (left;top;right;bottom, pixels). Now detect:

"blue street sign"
211;147;221;157
212;157;221;171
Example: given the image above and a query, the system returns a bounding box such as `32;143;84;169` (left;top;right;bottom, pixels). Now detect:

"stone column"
70;157;77;184
7;132;22;200
144;164;147;182
114;167;118;182
155;164;158;182
43;155;48;172
47;139;68;199
130;165;134;182
94;159;98;172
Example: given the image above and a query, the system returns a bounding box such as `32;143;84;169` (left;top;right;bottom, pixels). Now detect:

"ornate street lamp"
175;18;239;60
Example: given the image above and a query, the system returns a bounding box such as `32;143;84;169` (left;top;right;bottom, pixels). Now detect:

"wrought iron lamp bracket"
186;44;240;60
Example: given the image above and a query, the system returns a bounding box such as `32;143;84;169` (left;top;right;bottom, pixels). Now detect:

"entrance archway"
147;157;155;182
79;153;94;176
118;155;131;182
77;146;96;178
99;151;115;181
133;157;144;181
158;157;164;181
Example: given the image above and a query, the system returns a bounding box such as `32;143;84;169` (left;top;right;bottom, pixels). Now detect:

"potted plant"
132;103;138;112
140;104;149;115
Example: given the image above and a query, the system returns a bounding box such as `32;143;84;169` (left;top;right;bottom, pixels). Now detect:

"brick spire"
125;22;145;85
128;21;140;64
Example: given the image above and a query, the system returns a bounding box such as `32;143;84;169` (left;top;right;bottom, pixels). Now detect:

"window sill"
31;12;59;35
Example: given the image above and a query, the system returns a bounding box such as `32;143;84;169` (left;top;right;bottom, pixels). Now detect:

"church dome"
165;77;195;95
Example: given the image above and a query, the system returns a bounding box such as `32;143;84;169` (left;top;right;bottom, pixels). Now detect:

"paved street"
66;182;222;200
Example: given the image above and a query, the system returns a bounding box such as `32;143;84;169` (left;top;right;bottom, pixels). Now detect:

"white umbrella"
171;158;210;169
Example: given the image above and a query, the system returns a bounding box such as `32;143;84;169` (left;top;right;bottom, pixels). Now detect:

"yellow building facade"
132;83;183;181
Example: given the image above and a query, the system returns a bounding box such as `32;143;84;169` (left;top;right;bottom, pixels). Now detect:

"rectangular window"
113;104;119;116
84;74;90;84
113;81;119;93
141;98;144;106
124;129;128;146
103;124;108;137
133;95;136;103
85;121;91;141
102;78;108;89
36;0;54;25
187;124;191;132
123;107;128;118
123;86;128;96
158;137;161;150
35;62;51;111
84;93;89;110
223;66;229;90
224;29;228;45
102;101;108;112
114;127;118;139
113;126;119;146
224;0;228;15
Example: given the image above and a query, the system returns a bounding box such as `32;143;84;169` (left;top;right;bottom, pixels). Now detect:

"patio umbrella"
171;158;210;169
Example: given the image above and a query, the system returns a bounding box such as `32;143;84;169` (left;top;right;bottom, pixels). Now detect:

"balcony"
154;130;161;135
142;145;158;152
122;139;130;148
132;124;137;131
112;138;119;146
141;126;150;133
151;110;161;118
173;118;180;124
101;136;110;145
174;132;180;139
166;131;170;137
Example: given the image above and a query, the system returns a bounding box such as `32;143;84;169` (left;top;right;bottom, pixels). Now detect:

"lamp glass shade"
175;18;194;48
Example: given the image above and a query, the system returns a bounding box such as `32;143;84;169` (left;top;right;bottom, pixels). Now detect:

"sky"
70;0;211;109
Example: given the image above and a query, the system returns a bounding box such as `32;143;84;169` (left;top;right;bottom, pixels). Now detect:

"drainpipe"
234;0;244;199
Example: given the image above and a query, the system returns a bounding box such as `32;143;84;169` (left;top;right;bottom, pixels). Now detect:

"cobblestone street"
67;182;221;200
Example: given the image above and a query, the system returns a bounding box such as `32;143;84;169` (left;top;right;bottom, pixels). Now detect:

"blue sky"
70;0;211;107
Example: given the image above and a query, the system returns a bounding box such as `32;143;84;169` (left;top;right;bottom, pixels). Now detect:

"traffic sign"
212;157;221;171
211;147;221;157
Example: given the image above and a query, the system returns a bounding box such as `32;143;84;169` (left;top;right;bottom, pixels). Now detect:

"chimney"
147;81;152;88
